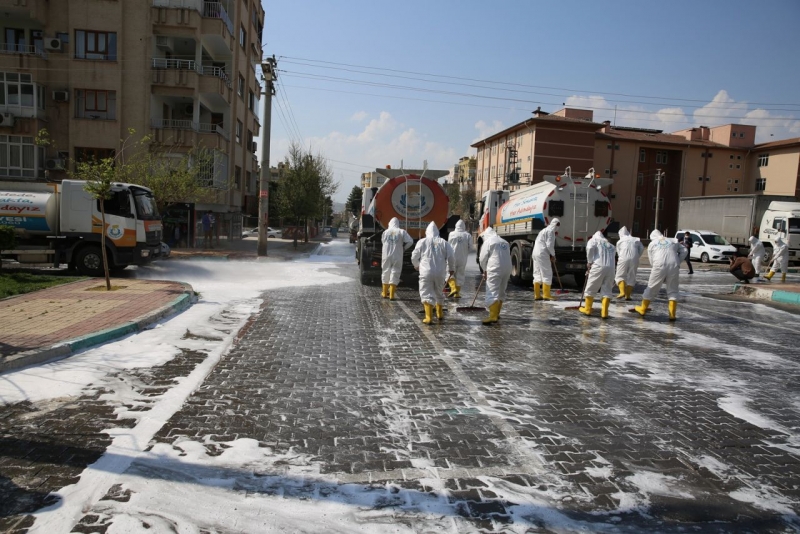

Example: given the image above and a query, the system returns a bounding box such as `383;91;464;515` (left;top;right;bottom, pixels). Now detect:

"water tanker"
355;168;459;285
475;167;613;287
0;179;163;275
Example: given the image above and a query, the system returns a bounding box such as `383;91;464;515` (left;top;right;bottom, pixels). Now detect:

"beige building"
454;156;476;193
746;137;800;198
0;0;265;241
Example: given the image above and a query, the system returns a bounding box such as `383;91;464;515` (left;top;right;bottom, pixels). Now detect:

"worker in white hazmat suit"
748;236;766;278
412;222;455;324
479;227;512;324
765;236;789;282
634;230;687;321
532;218;560;301
615;226;644;300
447;219;471;298
380;217;414;300
579;231;617;318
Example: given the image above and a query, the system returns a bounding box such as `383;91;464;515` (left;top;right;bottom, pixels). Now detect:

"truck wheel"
700;252;710;263
75;246;104;277
510;246;523;285
573;271;586;289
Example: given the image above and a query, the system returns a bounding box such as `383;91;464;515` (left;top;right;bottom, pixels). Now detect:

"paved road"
2;239;800;532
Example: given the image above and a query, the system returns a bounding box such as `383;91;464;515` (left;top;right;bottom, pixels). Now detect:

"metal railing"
152;58;232;89
199;65;231;88
151;118;229;141
203;2;234;35
0;43;48;59
153;0;203;8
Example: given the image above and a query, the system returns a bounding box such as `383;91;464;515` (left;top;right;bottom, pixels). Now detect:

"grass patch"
0;272;81;299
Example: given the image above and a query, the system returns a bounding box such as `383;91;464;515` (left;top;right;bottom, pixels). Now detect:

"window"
756;178;766;191
734;179;739;184
0;135;37;178
75;30;117;60
701;151;713;158
236;120;243;144
730;155;734;160
238;74;244;98
75;89;116;120
731;132;736;138
635;196;642;210
0;72;36;108
234;166;241;189
736;164;740;169
637;172;643;186
757;154;769;167
248;90;255;112
639;149;645;162
604;169;610;175
239;25;247;48
740;133;745;138
656;151;668;164
75;147;115;162
729;164;734;169
97;190;132;218
247;130;253;152
773;219;786;233
632;221;640;234
4;28;26;52
652;197;664;211
737;155;741;160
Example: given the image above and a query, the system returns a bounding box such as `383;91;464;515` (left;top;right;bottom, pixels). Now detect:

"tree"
345;185;362;216
0;226;15;270
444;182;461;218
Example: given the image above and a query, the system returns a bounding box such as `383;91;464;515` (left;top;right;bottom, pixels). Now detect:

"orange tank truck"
355;167;460;286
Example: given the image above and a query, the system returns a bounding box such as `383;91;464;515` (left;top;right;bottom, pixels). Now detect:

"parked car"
242;227;281;238
674;230;737;263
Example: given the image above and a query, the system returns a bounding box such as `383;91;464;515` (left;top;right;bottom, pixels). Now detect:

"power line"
275;82;304;145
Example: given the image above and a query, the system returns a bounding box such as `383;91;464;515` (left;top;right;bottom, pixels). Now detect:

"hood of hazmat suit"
619;226;630;238
533;218;560;256
480;227;512;305
749;235;765;256
616;225;644;262
448;219;471;271
382;216;414;259
455;220;466;232
412;221;455;304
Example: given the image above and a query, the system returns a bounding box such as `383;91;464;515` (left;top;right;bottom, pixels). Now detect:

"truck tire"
359;240;377;286
75;245;105;277
510;246;523;285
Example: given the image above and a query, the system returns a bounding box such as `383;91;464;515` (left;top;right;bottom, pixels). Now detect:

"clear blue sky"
261;0;800;203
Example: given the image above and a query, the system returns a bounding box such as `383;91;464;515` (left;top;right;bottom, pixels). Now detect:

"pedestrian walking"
634;230;687;321
412;222;455;325
447;219;471;298
748;236;766;279
201;211;213;248
729;255;756;283
380;217;413;300
579;231;617;318
478;227;511;325
681;231;694;274
532;218;560;301
764;236;789;282
615;226;644;301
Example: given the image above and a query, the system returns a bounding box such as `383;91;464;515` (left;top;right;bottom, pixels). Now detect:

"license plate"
566;263;584;270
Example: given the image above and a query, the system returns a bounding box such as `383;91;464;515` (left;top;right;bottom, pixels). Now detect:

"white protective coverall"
768;236;789;279
447;220;472;295
615;226;644;298
584;231;617;299
479;227;512;306
638;230;686;317
412;222;455;306
532;218;560;296
748;236;766;276
381;217;413;285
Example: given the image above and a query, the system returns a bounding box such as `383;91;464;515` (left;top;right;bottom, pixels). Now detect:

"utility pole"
654;169;663;232
257;55;277;257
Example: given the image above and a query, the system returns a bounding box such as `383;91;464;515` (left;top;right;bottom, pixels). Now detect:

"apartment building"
453;156;475;193
746;137;800;198
0;0;265;243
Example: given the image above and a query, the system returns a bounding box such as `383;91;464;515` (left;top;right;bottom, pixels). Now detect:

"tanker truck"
0;179;163;275
355;167;459;286
475;167;613;288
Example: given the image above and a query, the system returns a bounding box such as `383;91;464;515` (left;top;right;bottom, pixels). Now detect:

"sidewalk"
0;236;332;374
733;281;800;305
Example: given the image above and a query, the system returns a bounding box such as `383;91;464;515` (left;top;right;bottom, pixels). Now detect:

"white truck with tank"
0;179;163;275
474;167;613;288
677;194;800;264
355;167;459;285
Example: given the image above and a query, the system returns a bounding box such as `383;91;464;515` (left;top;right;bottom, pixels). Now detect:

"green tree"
0;225;16;270
345;185;362;215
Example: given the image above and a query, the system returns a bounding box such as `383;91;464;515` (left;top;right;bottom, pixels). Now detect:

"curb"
0;283;196;374
733;284;800;307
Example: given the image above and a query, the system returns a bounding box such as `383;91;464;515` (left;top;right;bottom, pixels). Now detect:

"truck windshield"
789;218;800;234
132;188;160;220
701;234;730;246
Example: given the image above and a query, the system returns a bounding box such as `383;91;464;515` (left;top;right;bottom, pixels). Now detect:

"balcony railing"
0;43;48;59
203;2;234;35
152;58;232;88
151;118;229;141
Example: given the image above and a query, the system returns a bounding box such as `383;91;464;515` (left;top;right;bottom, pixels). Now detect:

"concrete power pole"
654;169;663;233
257;55;277;257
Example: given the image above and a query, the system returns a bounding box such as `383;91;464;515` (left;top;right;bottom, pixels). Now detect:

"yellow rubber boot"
764;271;775;281
533;283;542;300
578;296;594;316
616;281;626;299
453;285;462;299
482;301;501;324
625;286;633;301
422;303;433;324
389;284;397;301
634;299;650;317
601;297;611;319
668;300;677;321
435;303;444;321
381;284;389;298
782;273;787;283
497;300;503;319
543;284;555;300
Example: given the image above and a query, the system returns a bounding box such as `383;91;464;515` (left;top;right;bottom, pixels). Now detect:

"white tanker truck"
475;167;613;288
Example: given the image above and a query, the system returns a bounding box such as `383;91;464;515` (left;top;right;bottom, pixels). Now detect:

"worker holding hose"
479;227;512;325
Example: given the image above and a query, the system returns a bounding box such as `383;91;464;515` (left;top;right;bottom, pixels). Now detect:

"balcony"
151;57;232;105
0;43;48;72
151;0;235;51
150;118;230;150
202;2;234;36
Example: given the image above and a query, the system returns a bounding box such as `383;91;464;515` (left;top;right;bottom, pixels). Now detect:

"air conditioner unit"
52;90;69;102
182;104;194;115
44;37;62;51
155;36;173;52
0;112;14;127
46;158;66;171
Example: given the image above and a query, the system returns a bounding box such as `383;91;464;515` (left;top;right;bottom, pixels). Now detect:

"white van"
674;230;738;263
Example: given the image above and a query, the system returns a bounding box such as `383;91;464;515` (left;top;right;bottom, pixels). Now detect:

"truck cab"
759;202;800;264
